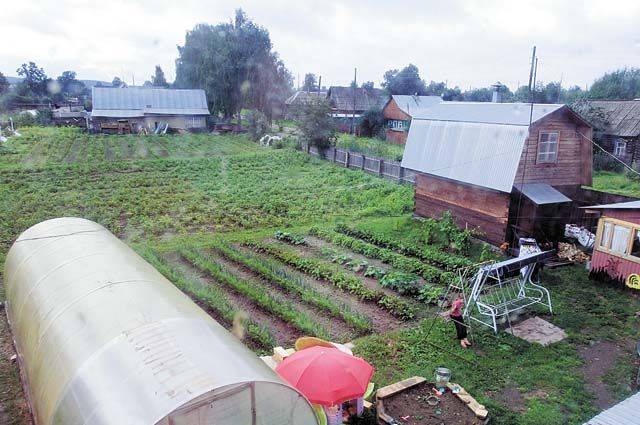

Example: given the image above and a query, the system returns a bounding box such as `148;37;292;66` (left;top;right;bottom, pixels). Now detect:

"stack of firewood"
557;242;590;263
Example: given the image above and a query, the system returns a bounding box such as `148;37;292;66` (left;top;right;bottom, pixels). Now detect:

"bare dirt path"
0;283;32;425
167;253;301;347
578;340;635;410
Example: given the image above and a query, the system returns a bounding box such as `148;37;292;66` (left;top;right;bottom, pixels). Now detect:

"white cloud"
0;0;638;91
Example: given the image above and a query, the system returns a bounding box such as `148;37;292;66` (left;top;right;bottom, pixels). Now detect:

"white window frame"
537;131;559;163
614;140;626;156
596;217;640;264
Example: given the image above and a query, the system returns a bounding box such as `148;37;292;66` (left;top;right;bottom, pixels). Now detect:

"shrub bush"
593;151;625;172
245;109;270;142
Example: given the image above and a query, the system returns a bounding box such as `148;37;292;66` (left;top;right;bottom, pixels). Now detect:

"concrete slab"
505;316;567;346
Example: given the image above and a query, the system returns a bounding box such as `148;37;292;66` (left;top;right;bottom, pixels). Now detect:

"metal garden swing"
455;249;556;333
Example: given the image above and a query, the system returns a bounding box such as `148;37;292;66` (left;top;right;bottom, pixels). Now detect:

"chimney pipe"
491;82;503;103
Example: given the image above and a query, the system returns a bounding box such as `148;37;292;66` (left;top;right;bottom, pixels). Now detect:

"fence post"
398;166;404;183
333;147;337;162
378;159;383;176
361;155;365;170
345;151;349;167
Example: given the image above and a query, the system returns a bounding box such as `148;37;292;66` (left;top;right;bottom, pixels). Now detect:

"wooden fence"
302;144;417;185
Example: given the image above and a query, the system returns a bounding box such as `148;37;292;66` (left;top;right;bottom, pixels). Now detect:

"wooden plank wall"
513;109;593;187
415;174;511;245
383;99;410;144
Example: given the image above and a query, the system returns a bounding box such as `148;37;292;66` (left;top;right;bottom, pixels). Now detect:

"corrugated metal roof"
91;109;144;118
585;100;640;137
327;86;388;112
515;183;572;205
401;120;529;192
391;95;443;116
411;102;565;126
582;200;640;209
584;391;640;425
92;87;210;116
285;91;327;105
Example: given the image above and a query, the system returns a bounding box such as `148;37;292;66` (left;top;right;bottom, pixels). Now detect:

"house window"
597;218;640;262
387;120;408;131
614;140;626;156
537;131;559;163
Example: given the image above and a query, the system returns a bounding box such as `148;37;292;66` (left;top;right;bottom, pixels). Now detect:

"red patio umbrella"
275;346;374;406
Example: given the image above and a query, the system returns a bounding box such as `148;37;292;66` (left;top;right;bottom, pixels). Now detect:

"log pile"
557;242;590;263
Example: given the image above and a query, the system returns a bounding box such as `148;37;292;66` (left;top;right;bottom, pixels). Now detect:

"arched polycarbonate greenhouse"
4;217;318;425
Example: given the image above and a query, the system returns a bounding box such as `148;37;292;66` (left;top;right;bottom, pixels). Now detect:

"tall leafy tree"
302;73;317;91
175;9;292;119
16;62;49;96
381;64;428;95
151;65;169;87
589;68;640;100
112;77;126;88
0;72;8;95
56;71;86;97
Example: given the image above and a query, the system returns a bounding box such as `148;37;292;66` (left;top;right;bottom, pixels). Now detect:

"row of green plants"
320;244;444;304
244;240;416;320
209;241;372;334
335;223;473;271
273;231;307;245
137;247;276;349
309;227;456;286
179;247;331;339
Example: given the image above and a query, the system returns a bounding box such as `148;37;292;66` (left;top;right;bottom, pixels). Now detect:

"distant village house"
284;90;327;118
326;86;388;133
382;95;442;144
90;87;210;133
585;100;640;166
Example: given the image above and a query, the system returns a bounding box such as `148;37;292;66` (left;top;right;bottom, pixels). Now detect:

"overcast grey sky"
2;0;639;91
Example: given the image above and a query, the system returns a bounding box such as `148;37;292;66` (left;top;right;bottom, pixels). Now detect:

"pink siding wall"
591;209;640;281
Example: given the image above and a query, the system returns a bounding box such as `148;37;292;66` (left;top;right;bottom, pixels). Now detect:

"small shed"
91;87;210;133
584;100;640;166
5;218;317;425
284;90;327;118
583;200;640;284
382;95;442;144
402;102;593;246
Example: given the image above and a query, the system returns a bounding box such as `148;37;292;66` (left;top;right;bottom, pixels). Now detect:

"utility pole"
557;73;563;103
352;67;357;135
297;73;300;91
527;46;536;102
317;76;322;96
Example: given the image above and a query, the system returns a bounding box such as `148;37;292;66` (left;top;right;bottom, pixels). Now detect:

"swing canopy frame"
461;250;556;333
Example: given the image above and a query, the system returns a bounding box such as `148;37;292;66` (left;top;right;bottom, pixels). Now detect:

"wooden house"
585;100;640;166
326;86;388;132
401;102;593;246
90;87;210;133
584;200;640;285
382;95;442;144
284;90;327;118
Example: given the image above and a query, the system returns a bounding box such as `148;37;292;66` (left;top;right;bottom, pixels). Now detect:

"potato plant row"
137;247;276;349
244;241;416;320
309;227;456;286
211;241;373;334
334;224;473;271
179;247;331;339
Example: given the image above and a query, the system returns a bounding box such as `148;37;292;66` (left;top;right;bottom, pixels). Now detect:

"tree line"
2;8;640;120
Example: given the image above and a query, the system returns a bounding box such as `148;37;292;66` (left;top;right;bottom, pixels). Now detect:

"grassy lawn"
335;133;405;161
590;170;640;198
1;127;639;425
